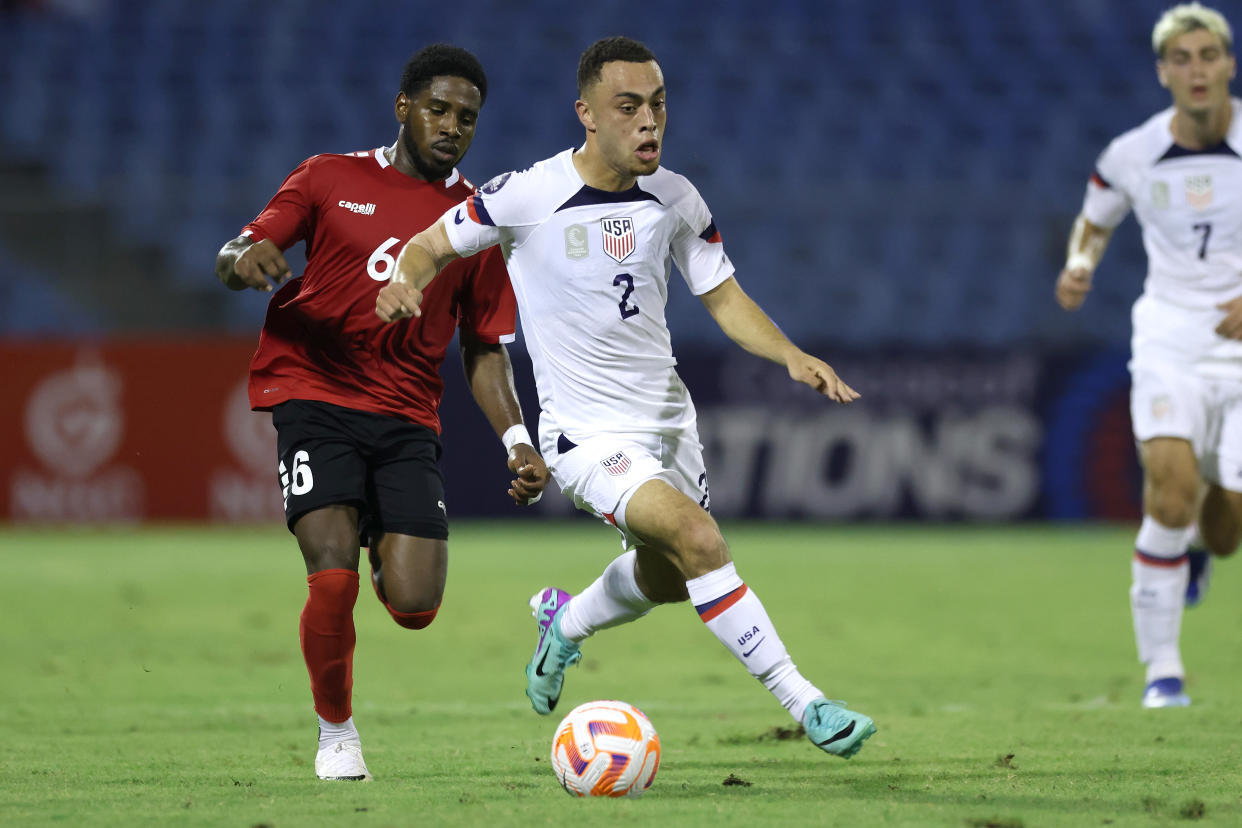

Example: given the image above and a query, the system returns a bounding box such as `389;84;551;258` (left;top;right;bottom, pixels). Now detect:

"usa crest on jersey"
601;217;635;263
1184;175;1213;210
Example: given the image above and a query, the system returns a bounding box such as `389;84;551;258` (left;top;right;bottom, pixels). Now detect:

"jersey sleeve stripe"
698;219;722;243
466;194;495;226
1089;171;1112;189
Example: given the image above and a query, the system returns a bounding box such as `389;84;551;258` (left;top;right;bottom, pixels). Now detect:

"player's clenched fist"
376;281;424;322
1056;267;1093;311
233;239;292;292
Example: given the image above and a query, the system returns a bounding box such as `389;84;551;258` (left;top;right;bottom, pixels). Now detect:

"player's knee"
303;542;359;574
673;518;729;576
386;602;439;630
379;581;441;628
1146;482;1198;528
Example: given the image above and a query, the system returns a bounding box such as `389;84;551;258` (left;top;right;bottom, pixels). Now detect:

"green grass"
2;522;1240;827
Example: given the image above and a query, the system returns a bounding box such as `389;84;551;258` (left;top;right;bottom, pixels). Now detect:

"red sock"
299;569;359;723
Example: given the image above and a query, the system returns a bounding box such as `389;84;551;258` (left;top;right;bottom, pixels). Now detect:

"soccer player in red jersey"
215;44;548;781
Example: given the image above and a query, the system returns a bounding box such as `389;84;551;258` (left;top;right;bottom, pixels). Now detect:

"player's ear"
1155;61;1169;88
575;99;596;133
395;92;409;123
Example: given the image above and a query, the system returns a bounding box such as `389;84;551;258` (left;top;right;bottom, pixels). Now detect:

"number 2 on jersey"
613;273;640;320
1192;222;1212;260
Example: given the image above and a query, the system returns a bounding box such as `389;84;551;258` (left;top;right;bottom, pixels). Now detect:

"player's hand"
788;352;860;403
234;239;293;292
375;281;424;323
1215;295;1242;340
507;444;549;506
1056;267;1093;310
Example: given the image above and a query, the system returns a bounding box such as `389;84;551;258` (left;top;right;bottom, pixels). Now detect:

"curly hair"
400;43;487;102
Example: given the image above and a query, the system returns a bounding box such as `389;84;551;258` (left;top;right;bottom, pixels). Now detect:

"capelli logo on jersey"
339;200;377;215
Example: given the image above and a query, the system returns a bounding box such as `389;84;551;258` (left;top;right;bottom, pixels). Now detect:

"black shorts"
272;399;448;541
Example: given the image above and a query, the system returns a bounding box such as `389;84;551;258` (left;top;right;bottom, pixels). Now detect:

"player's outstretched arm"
459;331;549;505
215;237;293;292
699;276;860;403
1056;215;1113;311
375;220;461;323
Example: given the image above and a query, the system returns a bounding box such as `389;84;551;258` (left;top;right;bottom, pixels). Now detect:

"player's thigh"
273;400;371;569
366;420;449;543
1139;437;1200;486
1139;436;1201;523
293;504;362;574
373;533;448;610
624;479;729;578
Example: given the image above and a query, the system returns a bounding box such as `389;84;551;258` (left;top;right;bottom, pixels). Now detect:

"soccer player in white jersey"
1056;3;1242;708
376;36;877;757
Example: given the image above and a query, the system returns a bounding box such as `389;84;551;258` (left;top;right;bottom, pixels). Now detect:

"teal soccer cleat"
803;697;877;759
525;588;581;715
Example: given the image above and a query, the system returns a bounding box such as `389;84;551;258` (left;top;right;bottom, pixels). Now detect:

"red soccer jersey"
241;148;515;433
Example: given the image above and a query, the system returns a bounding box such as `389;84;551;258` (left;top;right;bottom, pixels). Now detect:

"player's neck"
1170;102;1232;150
572;148;635;192
385;141;442;184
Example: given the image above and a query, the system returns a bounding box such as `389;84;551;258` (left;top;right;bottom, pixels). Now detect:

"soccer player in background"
1055;3;1241;708
215;45;548;779
377;36;877;758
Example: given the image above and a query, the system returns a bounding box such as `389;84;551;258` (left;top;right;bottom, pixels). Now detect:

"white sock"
687;562;822;723
317;715;359;750
1131;516;1192;682
559;549;658;642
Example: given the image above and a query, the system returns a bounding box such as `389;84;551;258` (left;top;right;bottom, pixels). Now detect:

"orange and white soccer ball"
550;700;660;797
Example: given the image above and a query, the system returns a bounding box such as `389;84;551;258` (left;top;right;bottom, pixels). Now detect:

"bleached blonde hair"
1153;3;1233;57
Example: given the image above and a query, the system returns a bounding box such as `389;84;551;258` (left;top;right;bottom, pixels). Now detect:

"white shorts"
544;429;710;547
1130;362;1242;490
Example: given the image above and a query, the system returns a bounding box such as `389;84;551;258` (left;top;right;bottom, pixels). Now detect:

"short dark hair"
400;44;487;103
577;36;658;95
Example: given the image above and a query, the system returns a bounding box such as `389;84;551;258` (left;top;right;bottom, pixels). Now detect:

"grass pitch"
2;522;1240;827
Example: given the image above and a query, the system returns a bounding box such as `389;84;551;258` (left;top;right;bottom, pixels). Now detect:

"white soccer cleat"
315;740;373;781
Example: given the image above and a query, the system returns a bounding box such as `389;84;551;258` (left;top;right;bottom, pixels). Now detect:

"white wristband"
1066;252;1094;272
502;424;533;452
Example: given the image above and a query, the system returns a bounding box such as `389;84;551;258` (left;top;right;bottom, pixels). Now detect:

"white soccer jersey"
1081;99;1242;375
443;148;734;440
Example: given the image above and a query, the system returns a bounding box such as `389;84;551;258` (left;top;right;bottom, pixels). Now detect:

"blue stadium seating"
0;0;1195;345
